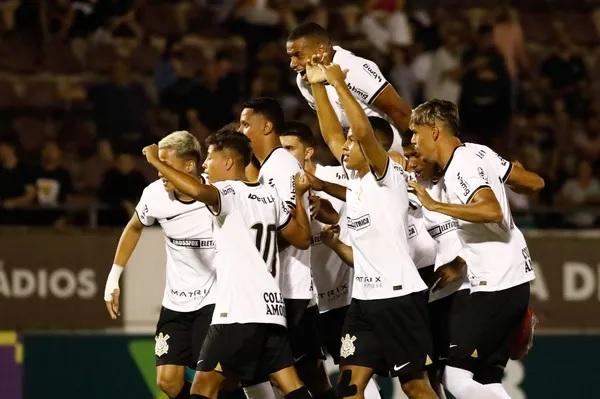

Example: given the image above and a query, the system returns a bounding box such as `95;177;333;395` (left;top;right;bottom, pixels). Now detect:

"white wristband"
104;264;124;301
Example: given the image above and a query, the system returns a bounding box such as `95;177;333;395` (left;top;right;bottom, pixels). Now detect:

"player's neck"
438;136;463;171
304;159;317;175
357;164;370;177
255;136;282;164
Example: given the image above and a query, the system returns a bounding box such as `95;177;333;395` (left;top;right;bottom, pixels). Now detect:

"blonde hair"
410;99;460;134
158;131;202;162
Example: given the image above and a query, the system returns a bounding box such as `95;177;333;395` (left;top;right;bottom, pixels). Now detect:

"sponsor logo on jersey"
335;171;349;181
477;166;488;181
221;185;235;196
311;234;322;245
347;214;371;230
475;149;487;159
170;288;211;298
247;193;276;204
139;204;149;221
340;334;357;358
456;172;471;197
407;224;417;239
427;219;460;238
168;237;214;248
346;83;369;100
362;63;383;83
263;291;286;316
317;283;349;300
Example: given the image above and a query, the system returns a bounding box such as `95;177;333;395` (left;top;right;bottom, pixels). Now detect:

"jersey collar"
441;143;465;175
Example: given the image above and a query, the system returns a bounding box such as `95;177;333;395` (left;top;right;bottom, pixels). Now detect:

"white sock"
443;366;503;399
485;383;512;399
364;378;380;399
244;382;277;399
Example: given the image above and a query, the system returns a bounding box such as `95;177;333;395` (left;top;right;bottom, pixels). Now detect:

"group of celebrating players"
103;23;543;399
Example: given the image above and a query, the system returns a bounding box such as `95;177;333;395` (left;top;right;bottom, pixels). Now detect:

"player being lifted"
409;99;542;399
142;129;314;399
239;99;333;399
286;22;411;151
307;55;438;399
104;131;216;399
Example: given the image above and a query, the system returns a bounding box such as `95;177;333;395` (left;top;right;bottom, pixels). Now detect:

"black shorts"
448;282;530;376
154;304;215;368
317;305;349;364
340;292;433;381
285;299;325;362
427;291;464;368
196;323;294;383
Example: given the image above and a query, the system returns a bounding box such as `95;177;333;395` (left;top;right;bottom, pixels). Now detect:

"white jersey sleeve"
370;158;407;188
209;181;236;217
334;46;389;105
444;150;491;204
135;185;157;226
465;143;513;182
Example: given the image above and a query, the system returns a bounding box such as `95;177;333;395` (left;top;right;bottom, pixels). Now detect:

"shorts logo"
340;334;357;358
155;332;170;357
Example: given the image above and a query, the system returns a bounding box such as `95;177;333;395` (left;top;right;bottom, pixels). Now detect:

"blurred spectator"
424;25;462;103
492;7;528;82
574;116;600;163
30;141;73;207
540;42;587;92
361;0;413;54
75;139;115;193
0;139;35;208
87;61;151;146
555;159;600;228
99;153;147;225
389;47;418;106
459;24;511;145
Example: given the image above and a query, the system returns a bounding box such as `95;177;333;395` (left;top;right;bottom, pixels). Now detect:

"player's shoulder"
333;45;383;78
142;179;167;199
264;147;302;173
445;144;481;173
315;164;348;185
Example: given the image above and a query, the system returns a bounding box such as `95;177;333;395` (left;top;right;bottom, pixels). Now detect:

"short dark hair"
287;22;330;44
280;121;316;147
369;116;394;151
242;97;285;134
410;99;460;135
206;128;253;166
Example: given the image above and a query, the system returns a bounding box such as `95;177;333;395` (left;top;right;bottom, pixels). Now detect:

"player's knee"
157;373;184;398
400;377;433;399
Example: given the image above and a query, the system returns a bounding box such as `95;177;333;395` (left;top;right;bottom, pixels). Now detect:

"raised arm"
321;63;389;177
142;144;219;206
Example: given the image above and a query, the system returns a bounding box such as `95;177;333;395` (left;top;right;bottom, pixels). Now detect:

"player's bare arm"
505;161;545;194
280;172;312;249
372;84;411;131
305;170;346;201
104;213;145;319
433;256;466;291
143;144;219;207
320;62;389;177
307;57;346;162
320;225;353;266
313;197;340;225
409;180;503;224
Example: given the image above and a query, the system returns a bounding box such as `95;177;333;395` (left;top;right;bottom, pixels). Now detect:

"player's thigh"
317;306;349;365
155;307;194;367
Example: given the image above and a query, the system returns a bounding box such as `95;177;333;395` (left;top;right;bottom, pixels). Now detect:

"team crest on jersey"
155;332;170;357
340;334;357;358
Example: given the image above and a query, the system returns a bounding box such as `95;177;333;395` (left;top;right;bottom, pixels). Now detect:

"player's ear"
224;156;234;171
185;159;195;173
264;120;273;135
305;146;314;161
432;125;440;141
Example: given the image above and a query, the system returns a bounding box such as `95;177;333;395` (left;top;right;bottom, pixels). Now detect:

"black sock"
314;388;335;399
172;382;192;399
285;386;312;399
190;395;210;399
218;387;246;399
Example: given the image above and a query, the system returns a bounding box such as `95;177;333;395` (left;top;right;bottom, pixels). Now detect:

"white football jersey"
259;147;312;300
208;180;290;326
407;192;437;269
442;144;535;293
345;158;427;300
419;178;469;302
296;45;403;152
311;164;352;313
135;180;216;312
